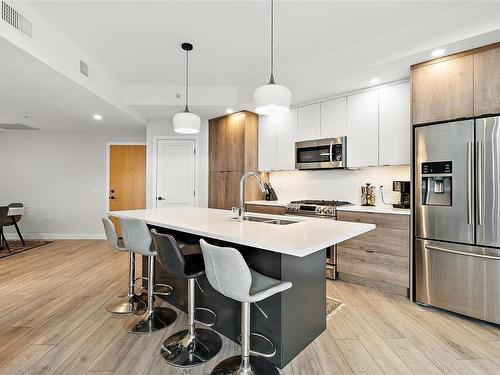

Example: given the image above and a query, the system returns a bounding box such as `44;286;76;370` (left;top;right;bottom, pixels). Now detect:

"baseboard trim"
4;233;106;240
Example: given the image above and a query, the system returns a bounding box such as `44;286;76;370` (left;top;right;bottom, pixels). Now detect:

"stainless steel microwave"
295;137;347;170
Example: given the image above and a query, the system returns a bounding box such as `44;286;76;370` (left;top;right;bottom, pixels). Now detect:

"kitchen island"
111;207;375;368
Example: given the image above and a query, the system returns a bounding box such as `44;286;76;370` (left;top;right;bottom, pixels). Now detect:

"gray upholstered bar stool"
101;217;143;314
151;230;222;367
200;239;292;375
120;217;177;334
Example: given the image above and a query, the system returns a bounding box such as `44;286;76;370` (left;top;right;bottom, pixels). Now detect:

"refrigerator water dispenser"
421;161;452;206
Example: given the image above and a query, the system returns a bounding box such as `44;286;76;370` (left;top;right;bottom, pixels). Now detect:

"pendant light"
173;42;200;134
253;0;291;116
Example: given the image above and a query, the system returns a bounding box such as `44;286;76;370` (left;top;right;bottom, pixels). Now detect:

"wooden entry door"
155;139;196;208
109;145;146;234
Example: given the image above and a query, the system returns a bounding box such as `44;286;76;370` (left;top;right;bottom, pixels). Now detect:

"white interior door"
156;139;196;208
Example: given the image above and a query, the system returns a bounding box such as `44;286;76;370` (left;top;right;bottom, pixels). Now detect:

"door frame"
105;142;147;212
152;136;199;208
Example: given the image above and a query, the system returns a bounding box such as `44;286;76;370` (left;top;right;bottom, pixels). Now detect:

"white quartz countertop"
245;200;289;207
109;207;375;257
337;205;410;216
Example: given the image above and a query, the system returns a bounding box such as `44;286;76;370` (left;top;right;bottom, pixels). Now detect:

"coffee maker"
393;181;410;209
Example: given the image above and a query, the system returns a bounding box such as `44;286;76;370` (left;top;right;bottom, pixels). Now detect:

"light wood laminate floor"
0;240;499;375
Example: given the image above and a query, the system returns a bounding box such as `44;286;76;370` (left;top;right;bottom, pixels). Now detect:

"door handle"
466;142;472;225
425;244;500;261
157;196;165;201
109;196;117;200
477;141;483;226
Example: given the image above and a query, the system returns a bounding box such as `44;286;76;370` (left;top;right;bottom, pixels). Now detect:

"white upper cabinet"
258;115;277;171
276;109;297;170
347;90;379;168
320;97;347;138
379;82;410;165
297;104;320;141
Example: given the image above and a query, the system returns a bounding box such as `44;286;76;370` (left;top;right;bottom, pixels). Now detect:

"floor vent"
1;1;32;38
0;123;39;130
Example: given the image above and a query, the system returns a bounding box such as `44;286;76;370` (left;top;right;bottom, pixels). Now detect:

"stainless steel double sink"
231;216;297;225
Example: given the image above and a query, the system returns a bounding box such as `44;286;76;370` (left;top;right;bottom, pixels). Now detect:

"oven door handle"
329;142;333;164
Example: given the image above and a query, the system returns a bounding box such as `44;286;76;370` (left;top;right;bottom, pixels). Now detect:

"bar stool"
199;239;292;375
120;217;177;334
101;217;143;314
151;230;222;367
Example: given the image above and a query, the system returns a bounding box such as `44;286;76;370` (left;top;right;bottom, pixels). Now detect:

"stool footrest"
154;283;173;296
238;332;276;358
194;307;217;327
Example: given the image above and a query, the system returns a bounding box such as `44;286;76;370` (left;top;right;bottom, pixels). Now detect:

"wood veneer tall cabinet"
209;111;263;209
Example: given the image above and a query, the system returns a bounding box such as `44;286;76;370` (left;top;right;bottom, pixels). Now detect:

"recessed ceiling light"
431;49;445;57
93;114;102;121
226;108;234;114
369;78;380;85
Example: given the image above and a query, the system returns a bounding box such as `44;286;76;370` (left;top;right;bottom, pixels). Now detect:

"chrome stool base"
210;355;279;375
106;294;146;314
160;328;222;367
123;307;177;334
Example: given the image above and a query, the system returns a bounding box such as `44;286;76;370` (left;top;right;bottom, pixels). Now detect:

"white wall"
146;119;209;209
269;165;410;207
0;129;145;239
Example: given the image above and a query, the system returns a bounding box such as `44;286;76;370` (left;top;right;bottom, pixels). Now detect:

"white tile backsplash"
269;165;410;206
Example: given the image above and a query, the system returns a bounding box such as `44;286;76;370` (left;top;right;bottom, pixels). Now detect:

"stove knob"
328;207;334;214
316;207;321;213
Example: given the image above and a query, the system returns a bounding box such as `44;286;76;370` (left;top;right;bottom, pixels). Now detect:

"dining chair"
4;203;25;246
0;206;11;253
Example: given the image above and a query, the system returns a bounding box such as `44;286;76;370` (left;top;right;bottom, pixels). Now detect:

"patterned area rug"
326;297;343;318
0;240;52;259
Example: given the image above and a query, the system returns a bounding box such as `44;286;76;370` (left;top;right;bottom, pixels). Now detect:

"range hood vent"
1;1;32;38
0;123;39;130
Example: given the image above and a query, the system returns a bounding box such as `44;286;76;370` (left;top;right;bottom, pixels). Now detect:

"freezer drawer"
415;239;500;324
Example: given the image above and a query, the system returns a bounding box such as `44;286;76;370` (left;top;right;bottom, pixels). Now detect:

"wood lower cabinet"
336;211;410;296
411;54;474;125
474;44;500;116
209;111;264;209
245;204;286;215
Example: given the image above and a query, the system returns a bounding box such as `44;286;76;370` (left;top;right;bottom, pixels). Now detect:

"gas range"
286;199;352;219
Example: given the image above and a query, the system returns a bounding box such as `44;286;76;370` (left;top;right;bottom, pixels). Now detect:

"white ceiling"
0;37;144;131
25;0;463;86
2;1;500;129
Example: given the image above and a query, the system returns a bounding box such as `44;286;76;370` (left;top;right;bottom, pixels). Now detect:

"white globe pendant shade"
254;83;291;116
173;111;201;134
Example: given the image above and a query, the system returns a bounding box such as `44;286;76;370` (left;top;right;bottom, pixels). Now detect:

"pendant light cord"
269;0;275;84
184;49;189;112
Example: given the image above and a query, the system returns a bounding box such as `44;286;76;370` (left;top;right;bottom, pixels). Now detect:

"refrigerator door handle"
477;141;484;226
467;141;473;225
425;244;500;261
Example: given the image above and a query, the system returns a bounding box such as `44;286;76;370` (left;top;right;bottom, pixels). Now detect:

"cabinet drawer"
338;227;409;258
337;211;409;230
337;247;409;288
245;204;286;216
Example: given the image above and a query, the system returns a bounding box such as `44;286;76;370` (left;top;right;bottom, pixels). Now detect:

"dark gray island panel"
144;225;327;369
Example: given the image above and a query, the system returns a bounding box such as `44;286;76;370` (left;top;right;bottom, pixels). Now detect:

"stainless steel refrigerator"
415;117;500;324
